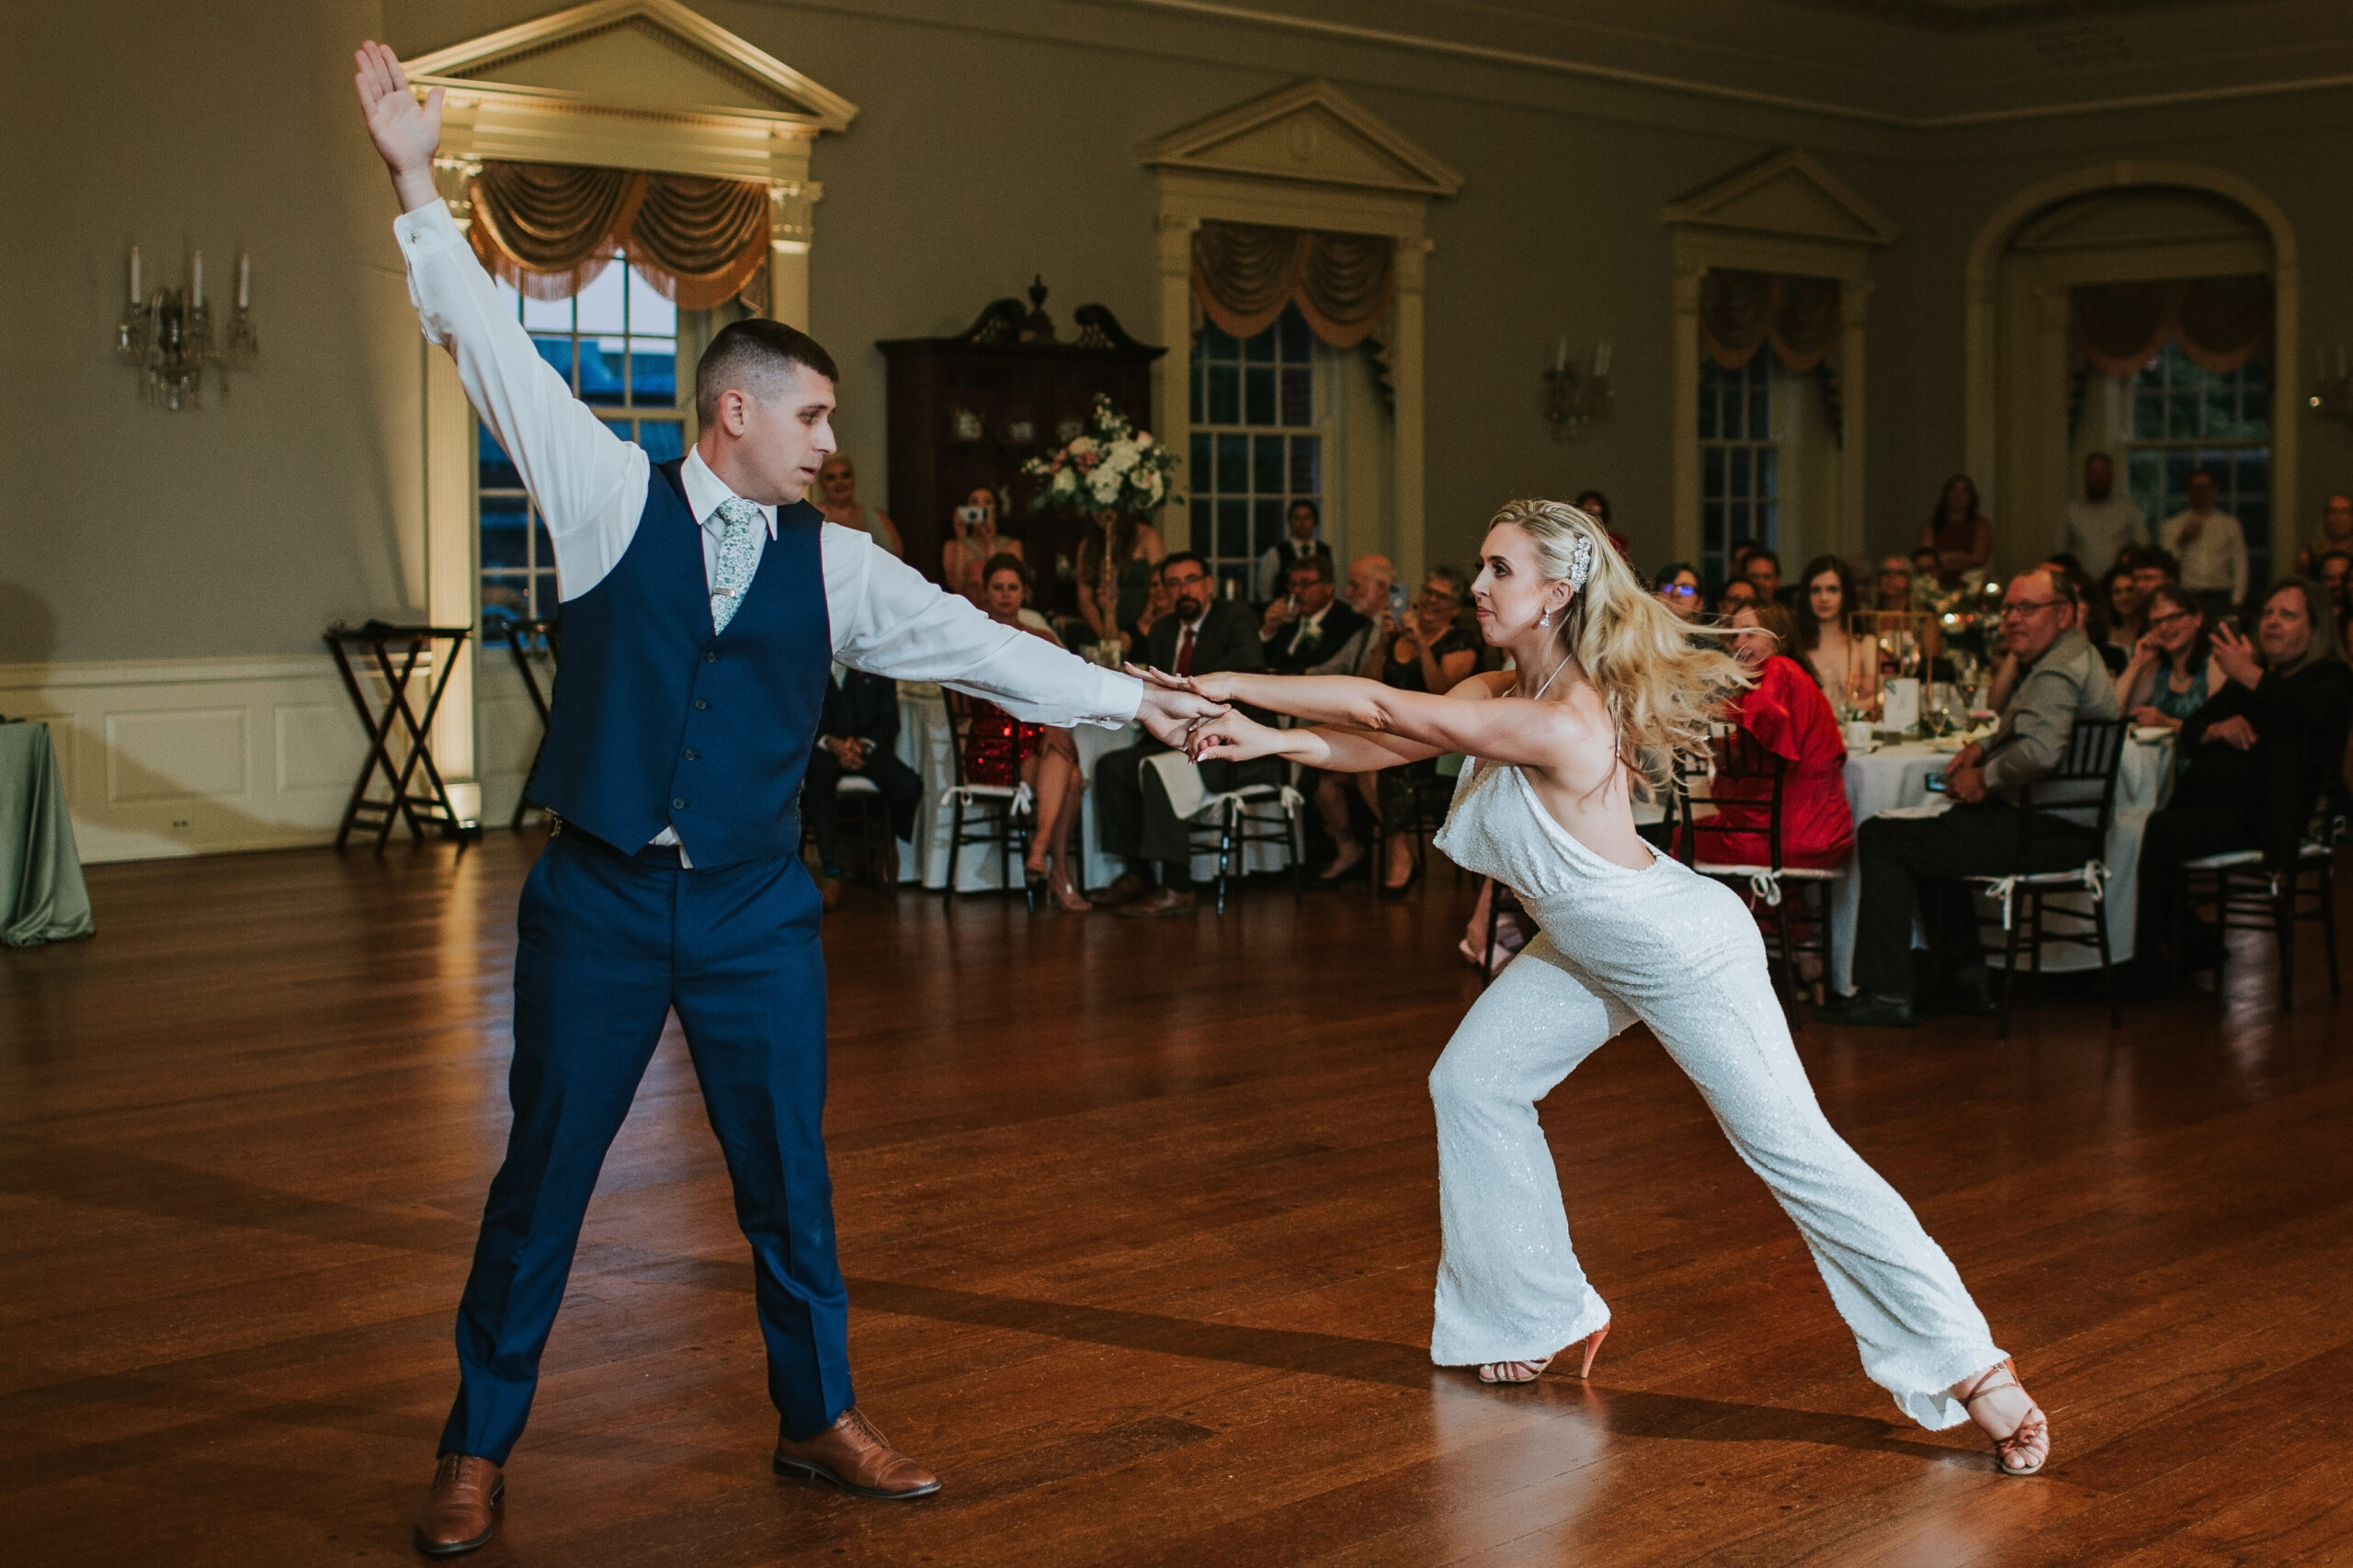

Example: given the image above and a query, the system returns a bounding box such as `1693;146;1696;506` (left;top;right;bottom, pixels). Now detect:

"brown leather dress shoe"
774;1407;940;1500
1116;886;1198;918
414;1452;503;1557
1096;870;1153;907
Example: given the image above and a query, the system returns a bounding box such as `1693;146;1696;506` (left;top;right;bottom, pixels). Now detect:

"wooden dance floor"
6;833;2352;1566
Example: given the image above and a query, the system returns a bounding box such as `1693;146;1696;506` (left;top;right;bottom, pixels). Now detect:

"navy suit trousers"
439;829;852;1462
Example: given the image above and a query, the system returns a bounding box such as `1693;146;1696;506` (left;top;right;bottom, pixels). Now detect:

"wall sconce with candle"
114;244;258;410
1543;335;1612;441
2309;345;2353;426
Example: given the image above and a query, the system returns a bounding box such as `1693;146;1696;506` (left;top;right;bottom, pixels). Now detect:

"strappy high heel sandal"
1953;1358;2051;1476
1478;1324;1608;1386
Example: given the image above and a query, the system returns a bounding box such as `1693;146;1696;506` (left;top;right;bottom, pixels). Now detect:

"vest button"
695;699;710;710
672;797;687;810
684;749;699;761
705;650;720;663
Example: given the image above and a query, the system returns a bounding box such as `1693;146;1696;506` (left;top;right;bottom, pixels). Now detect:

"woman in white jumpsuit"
1159;499;2050;1477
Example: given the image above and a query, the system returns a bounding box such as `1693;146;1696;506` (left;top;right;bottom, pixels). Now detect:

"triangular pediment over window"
1141;80;1462;199
407;0;853;136
1663;149;1897;247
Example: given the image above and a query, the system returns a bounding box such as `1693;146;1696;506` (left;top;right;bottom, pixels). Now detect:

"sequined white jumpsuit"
1428;758;2003;1428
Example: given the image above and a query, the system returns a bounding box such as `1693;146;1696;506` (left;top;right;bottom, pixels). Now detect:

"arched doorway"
1963;163;2299;587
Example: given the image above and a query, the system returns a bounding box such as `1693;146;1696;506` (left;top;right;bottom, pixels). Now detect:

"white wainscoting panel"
0;655;404;863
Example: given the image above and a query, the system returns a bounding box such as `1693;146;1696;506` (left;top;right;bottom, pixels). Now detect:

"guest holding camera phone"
940;487;1024;609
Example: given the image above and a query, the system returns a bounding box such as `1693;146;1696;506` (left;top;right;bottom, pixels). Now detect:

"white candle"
191;250;203;305
130;244;141;304
1552;334;1568;374
237;253;249;310
1594;338;1612;377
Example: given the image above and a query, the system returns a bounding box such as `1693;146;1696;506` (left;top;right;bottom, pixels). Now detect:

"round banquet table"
891;687;1296;893
1827;733;2175;994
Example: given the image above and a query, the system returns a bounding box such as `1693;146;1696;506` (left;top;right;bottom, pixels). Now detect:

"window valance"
1699;269;1842;373
2069;276;2272;378
466;161;771;311
1190;222;1392;348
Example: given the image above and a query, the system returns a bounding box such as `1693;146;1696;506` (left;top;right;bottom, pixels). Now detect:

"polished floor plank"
5;831;2351;1564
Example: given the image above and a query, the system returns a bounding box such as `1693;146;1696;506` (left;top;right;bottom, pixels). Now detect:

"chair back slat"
1676;723;1789;873
941;688;977;789
2016;717;2127;858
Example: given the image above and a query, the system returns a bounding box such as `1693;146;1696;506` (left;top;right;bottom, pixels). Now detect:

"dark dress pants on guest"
1850;802;2095;999
2134;802;2254;966
803;746;922;872
439;829;850;1464
1095;741;1281;884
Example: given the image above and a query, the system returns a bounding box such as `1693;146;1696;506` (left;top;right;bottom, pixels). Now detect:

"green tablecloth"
2;722;95;948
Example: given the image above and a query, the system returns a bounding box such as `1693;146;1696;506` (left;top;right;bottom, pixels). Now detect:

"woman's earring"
1538;608;1552;628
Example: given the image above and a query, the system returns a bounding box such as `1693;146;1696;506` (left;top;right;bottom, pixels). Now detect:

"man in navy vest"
358;46;1224;1557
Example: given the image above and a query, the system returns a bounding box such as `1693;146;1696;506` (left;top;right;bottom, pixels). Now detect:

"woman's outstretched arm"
1156;666;1597;775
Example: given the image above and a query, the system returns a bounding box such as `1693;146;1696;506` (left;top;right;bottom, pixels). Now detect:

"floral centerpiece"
1024;394;1182;517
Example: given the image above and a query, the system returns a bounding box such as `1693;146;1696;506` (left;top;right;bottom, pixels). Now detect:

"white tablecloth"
1827;734;2175;992
891;687;1295;893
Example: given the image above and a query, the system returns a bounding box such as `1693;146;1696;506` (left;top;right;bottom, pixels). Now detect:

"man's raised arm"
354;41;639;582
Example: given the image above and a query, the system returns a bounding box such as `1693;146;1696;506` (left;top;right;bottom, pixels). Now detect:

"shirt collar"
682;447;779;539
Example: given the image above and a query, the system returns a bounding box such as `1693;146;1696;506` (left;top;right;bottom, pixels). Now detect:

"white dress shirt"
392;200;1142;742
2158;506;2248;603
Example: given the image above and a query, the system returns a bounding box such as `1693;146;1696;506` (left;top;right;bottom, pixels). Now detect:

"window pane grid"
480;256;684;632
1698;357;1778;589
2125;342;2271;587
1189;302;1323;599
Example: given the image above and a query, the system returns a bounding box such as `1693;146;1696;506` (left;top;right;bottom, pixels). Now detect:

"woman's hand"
1187;709;1285;765
2129;705;2178;729
1129;664;1239;703
2211;621;2263;687
2129;631;2164;667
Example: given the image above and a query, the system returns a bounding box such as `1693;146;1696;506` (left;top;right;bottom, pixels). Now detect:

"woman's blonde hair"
1488;498;1749;797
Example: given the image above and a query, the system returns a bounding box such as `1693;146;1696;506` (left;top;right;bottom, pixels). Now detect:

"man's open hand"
354;41;443;210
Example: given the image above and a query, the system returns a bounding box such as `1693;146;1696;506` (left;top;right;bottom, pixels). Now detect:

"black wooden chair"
1182;768;1307;915
2176;812;2343;1008
1954;717;2128;1040
1674;725;1836;1027
938;690;1037;912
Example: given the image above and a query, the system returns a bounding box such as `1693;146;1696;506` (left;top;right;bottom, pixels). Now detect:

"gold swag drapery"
466;161;771;310
2069;276;2273;378
1699;269;1842;371
1190;222;1393;347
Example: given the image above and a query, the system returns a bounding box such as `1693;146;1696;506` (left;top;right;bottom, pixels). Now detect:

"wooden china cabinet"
879;280;1165;617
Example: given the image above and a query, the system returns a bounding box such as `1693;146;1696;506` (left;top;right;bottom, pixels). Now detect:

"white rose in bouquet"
1088;467;1121;506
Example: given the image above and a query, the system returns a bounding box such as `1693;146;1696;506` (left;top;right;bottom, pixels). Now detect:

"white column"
1154;210;1197;550
1391;236;1431;585
426;161;486;824
765;180;818;330
1838;278;1871;563
1670;262;1703;568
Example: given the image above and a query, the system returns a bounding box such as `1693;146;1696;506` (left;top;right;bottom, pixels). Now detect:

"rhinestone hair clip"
1567;531;1595;591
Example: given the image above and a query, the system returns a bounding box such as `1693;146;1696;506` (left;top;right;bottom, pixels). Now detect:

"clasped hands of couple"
1127;665;1279;763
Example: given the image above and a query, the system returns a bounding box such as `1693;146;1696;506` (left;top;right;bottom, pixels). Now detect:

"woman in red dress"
1711;602;1854;869
964;554;1090;910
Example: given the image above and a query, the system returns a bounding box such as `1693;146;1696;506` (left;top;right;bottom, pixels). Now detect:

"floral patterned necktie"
710;496;763;633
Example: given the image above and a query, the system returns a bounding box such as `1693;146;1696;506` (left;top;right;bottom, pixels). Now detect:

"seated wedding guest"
2127;544;2181;604
1305;552;1396;677
813;453;903;559
2044;556;2127;673
1875;553;1915;612
1743;546;1785;605
1094;553;1272;916
2103;563;2147;650
1729;538;1759;584
1253;498;1334;605
1260;554;1369;675
939;485;1023;608
1313;568;1478;895
2294;493;2353;575
965;555;1090;911
1824;568;2121;1027
2058;451;2145;574
1909;545;1945;605
1654;561;1703;621
1712;602;1855;870
1793;554;1875;705
2160;468;2247;621
803;663;924;913
1717;577;1759;619
2116;583;2217;733
1075;506;1167;654
1134;567;1175;645
1921;474;1995;586
2134;579;2353;977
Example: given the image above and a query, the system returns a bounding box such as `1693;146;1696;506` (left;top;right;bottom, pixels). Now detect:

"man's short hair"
694;319;839;424
1289;555;1335;585
1160;551;1209;582
1745;547;1780;573
2127;545;2181;580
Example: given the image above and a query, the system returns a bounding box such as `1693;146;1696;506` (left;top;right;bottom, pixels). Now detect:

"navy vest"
528;460;831;869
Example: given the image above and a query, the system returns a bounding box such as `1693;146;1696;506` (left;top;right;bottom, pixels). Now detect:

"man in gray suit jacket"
1096;552;1280;916
1825;567;2123;1027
